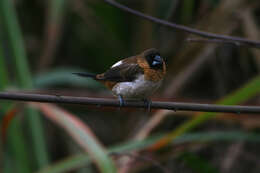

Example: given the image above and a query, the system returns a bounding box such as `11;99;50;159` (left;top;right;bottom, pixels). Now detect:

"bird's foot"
118;95;125;108
142;98;151;112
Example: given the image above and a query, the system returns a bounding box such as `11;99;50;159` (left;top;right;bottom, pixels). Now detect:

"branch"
186;38;242;46
0;92;259;114
103;0;260;49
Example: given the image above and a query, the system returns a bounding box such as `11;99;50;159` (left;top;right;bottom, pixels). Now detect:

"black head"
144;48;164;70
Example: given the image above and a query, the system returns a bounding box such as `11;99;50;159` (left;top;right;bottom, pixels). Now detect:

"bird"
73;48;166;110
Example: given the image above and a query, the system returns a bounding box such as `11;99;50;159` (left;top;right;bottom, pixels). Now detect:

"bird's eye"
152;55;162;66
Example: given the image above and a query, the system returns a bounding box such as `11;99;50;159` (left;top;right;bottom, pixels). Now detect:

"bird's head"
143;48;164;70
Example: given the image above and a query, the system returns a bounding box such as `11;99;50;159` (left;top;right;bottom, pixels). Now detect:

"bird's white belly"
112;75;161;99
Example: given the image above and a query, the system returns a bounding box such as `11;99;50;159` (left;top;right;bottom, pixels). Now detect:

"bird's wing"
97;63;144;82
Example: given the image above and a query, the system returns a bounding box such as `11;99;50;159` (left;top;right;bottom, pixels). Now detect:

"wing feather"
97;63;143;82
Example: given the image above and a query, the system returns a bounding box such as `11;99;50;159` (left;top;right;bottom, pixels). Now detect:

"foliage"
0;0;260;173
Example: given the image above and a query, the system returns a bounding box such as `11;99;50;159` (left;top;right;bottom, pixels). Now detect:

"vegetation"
0;0;260;173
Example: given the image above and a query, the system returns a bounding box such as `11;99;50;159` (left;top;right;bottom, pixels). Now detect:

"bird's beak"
154;55;162;62
152;55;163;65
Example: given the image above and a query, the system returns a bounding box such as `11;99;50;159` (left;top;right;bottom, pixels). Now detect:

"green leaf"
152;76;260;149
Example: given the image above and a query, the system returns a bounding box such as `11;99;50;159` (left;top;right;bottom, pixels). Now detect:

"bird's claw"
143;98;151;112
118;95;125;108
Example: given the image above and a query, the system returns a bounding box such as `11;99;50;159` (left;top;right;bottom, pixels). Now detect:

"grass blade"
39;0;67;71
1;26;32;173
0;41;9;89
0;105;32;173
33;103;116;173
151;76;260;149
37;130;260;173
0;0;49;168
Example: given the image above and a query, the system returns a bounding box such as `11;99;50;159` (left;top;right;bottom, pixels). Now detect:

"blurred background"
0;0;260;173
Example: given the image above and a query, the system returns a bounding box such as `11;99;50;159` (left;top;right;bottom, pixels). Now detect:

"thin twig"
0;92;259;114
103;0;260;48
186;38;242;46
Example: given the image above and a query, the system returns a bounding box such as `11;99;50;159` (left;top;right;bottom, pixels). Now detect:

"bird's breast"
112;75;161;99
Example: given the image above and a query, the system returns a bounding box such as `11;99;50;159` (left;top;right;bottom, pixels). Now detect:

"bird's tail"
73;72;97;79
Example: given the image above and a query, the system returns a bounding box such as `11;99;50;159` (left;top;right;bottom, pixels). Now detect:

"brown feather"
96;57;144;82
103;81;117;90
